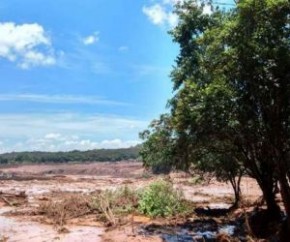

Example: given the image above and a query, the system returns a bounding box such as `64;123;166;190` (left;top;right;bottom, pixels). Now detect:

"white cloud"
82;32;99;45
167;12;179;27
0;93;127;106
143;4;169;26
143;0;212;28
19;51;55;69
99;139;140;149
44;133;61;139
0;22;56;69
162;0;185;4
16;135;140;152
0;113;147;153
202;4;212;15
142;0;183;27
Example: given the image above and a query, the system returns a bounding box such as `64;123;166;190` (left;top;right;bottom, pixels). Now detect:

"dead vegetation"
0;191;27;207
92;186;140;226
36;186;140;229
38;192;96;228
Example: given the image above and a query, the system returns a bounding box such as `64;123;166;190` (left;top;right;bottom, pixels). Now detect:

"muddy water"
0;208;104;242
141;221;240;242
140;202;243;242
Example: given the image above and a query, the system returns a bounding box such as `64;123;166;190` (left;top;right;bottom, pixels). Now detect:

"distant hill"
0;146;141;164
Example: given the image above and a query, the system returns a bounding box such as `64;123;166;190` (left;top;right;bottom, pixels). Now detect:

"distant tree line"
0;146;140;164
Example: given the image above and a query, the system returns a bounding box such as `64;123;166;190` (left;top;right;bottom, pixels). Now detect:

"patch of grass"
138;180;190;218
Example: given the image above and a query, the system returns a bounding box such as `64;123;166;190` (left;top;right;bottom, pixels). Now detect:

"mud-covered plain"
0;162;262;242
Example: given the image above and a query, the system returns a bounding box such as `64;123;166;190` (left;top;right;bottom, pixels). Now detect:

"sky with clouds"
0;0;234;153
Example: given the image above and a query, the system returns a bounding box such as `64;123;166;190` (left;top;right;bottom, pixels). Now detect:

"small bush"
138;180;188;217
92;186;140;225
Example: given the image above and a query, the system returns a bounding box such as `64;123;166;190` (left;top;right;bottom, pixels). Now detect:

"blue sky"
0;0;234;153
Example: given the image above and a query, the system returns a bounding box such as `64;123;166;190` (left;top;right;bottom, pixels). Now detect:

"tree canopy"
140;0;290;229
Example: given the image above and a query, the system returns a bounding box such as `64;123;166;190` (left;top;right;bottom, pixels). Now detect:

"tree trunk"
278;174;290;236
260;182;281;218
229;174;243;209
233;188;241;208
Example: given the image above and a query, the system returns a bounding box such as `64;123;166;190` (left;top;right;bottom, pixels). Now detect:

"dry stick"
67;209;92;220
0;196;13;206
99;196;116;226
244;208;255;240
131;214;134;235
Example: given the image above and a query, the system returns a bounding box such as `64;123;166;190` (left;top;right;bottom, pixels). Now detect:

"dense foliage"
138;180;188;217
140;0;290;231
0;146;140;164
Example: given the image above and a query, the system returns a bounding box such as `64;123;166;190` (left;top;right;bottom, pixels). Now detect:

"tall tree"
222;0;290;223
141;0;290;231
169;0;290;218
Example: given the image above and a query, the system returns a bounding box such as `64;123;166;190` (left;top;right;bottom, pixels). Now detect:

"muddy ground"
0;161;262;242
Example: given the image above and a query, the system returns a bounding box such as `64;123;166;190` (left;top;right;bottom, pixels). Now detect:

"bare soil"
0;162;262;242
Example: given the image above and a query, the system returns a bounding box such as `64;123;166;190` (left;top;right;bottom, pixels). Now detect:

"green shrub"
138;180;188;217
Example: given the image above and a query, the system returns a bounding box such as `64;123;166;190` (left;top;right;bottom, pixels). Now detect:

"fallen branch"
0;196;13;206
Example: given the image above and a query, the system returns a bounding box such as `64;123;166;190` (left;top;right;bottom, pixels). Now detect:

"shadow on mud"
194;207;231;217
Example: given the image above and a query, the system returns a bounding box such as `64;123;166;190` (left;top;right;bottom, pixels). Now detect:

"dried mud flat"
0;162;262;242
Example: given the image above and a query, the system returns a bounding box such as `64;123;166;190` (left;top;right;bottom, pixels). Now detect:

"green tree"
142;0;290;228
139;114;176;173
170;0;290;217
221;0;290;220
169;0;246;207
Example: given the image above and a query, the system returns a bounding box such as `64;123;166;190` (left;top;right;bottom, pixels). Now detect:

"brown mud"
0;162;263;242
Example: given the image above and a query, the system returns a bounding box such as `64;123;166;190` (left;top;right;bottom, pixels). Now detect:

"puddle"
140;219;243;242
207;203;231;209
219;225;236;235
